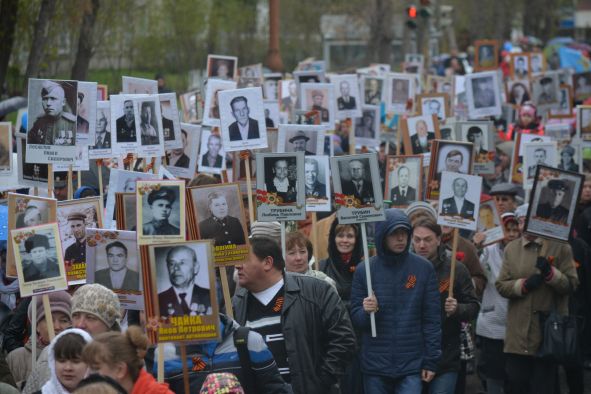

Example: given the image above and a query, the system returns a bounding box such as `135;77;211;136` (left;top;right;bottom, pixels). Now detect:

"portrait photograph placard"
12;223;67;297
332;74;362;119
354;105;381;147
17;137;49;188
525;165;583;242
159;93;182;150
417;93;450;121
143;240;220;344
26;78;78;164
300;82;336;127
255;152;306;222
474;40;499;71
0;122;12;175
189;183;249;266
57;197;103;284
530;52;545;73
294;70;325;95
576;105;591;141
277;124;324;156
509;53;530;79
263;72;281;100
574;72;591;102
121;76;158;94
455;121;495;174
6;194;57;278
331;153;386;224
476;198;505;246
304;155;331;212
466;71;502;119
136;179;186;245
111;94;140;155
202;79;237;127
179;89;203;123
198;127;225;175
437;172;482;231
115;192;136;231
362;75;386;106
548;85;574;118
387;73;414;114
402;114;441;157
557;142;582;173
384;155;423;207
426;140;474;200
207;54;238;81
134;95;164;158
219;87;268;152
531;72;561;112
506;79;532;107
263;100;280;128
86;229;142;310
89;101;113;159
76;81;97;145
509;132;553;185
166;123;200;179
522;141;558;189
105;169;158;229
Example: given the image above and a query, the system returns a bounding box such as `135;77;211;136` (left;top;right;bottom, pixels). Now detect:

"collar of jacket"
521;237;544;248
235;272;301;315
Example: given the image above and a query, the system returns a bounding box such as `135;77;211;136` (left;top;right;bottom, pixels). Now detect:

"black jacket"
2;297;30;353
233;273;356;394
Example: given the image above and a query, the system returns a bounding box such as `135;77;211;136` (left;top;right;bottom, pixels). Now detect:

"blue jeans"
363;374;422;394
427;372;458;394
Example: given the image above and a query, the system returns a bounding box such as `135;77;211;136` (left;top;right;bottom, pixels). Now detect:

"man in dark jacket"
350;208;441;392
411;217;479;392
233;237;356;394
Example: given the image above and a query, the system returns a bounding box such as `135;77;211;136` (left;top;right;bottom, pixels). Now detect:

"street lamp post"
266;0;284;72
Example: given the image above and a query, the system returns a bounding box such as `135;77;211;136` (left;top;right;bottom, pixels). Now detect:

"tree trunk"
71;0;101;81
0;0;19;96
366;0;393;64
24;0;57;87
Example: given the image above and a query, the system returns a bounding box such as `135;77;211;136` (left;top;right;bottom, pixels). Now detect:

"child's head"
50;328;93;392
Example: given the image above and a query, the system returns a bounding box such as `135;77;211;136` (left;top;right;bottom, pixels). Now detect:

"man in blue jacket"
350;208;441;393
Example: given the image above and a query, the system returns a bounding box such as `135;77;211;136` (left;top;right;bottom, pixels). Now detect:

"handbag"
537;311;580;366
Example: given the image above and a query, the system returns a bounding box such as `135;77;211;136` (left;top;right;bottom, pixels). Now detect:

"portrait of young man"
535;179;570;225
21;233;61;283
228;96;260;141
142;187;180;236
168;129;190;168
116;99;136;143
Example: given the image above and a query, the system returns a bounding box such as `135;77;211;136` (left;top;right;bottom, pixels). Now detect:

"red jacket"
131;369;174;394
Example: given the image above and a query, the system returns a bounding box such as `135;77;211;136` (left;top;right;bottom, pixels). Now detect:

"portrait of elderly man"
28;80;76;146
64;212;87;265
341;159;375;205
265;158;297;203
228;96;260;141
441;177;476;219
92;110;111;149
288;130;314;155
95;241;139;291
423;98;443;119
304;158;326;199
201;134;223;168
337;80;356;110
158;245;212;316
142;187;180;236
410;119;435;154
116;99;136;143
390;165;416;205
365;78;382;105
198;191;246;246
139;102;159;146
22;233;60;282
168;129;190;168
536;180;570;224
309;89;329;122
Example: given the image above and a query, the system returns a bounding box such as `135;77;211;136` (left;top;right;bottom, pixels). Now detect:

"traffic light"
419;0;431;18
406;5;418;29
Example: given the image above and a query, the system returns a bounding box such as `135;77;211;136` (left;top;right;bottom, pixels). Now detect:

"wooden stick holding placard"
77;170;82;189
67;165;73;200
311;212;318;270
48;164;54;198
280;222;286;259
361;223;377;337
179;344;190;394
97;160;104;203
31;296;37;366
157;343;165;382
243;152;255;225
448;228;460;299
219;266;234;319
42;294;55;341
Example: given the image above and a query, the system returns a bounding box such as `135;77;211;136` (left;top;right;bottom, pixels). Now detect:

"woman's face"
285;244;309;274
55;358;88;391
37;312;72;344
335;228;356;254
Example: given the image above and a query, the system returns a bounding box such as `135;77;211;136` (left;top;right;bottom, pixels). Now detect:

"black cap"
25;234;50;253
547;179;568;192
147;187;176;205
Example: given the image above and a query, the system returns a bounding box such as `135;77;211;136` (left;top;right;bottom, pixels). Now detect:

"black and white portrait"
531;72;560;109
574;72;591;102
138;182;183;239
437;172;482;231
280;80;298;119
17;137;48;187
403;115;440;155
198;128;225;174
110;94;139;155
419;94;447;121
506;79;531;107
202;79;237;127
549;85;573;118
263;73;281;100
134;96;164;158
304;156;331;212
427;140;474;200
363;76;385;106
354;106;380;145
300;83;335;126
558;143;580;173
159;93;182;149
278;124;324;156
207;55;238;81
105;169;158;229
89;101;112;159
121;76;158;94
263;100;280;128
167;123;200;179
219;87;268;151
475;41;497;70
522;141;558;189
530;53;544;73
332;74;361;119
388;73;414;114
466;71;501;118
386;155;422;207
76;81;97;145
263;156;298;204
338;157;376;205
456;121;495;174
512;55;530;79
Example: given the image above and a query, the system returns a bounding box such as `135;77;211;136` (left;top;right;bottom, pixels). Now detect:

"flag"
558;46;591;72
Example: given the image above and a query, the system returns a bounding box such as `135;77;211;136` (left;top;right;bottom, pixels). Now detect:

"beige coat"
496;237;579;356
6;339;44;390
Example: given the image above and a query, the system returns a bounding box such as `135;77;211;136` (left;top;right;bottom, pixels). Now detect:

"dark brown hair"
286;232;313;259
412;217;442;237
54;332;87;362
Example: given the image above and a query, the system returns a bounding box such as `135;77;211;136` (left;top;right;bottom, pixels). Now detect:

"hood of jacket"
43;328;92;394
327;219;363;266
375;208;412;258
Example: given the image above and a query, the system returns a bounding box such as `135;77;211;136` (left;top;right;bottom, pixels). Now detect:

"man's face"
288;81;297;95
24;209;41;227
217;63;229;77
123;101;133;117
340;81;350;96
141;105;151;123
312;93;323;106
150;199;172;221
428;100;440;115
208;136;221;155
416;121;428;137
385;228;408;254
231;99;249;125
209;196;228;219
479;207;494;229
581;181;591;203
399;167;410;187
273;160;288;180
505;222;520;243
106;246;127;272
349;161;364;181
97;117;107;133
472;132;483;148
167;248;198;288
445;154;463;172
369;79;378;93
305;162;318;186
494;195;516;214
236;251;268;291
552;189;565;207
453;178;468;198
292;139;307;152
412;226;440;261
69;220;86;241
534;149;546;164
42;88;65;117
30;246;47;265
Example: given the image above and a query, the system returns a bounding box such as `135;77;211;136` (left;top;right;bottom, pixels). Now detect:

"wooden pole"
219;266;234;319
244;154;255;225
311;212;318;270
48;164;54;198
97;160;104;203
448;228;460;299
31;296;37;365
42;294;55;341
361;223;377;337
179;344;190;394
265;0;284;72
67;165;73;200
280;221;286;259
157;343;164;382
77;170;82;189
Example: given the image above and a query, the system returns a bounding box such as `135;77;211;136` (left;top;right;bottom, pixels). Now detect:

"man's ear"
262;256;275;272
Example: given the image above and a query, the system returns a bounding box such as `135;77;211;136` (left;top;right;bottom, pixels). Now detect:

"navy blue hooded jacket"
350;208;441;377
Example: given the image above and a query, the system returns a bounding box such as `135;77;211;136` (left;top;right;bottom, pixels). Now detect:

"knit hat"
405;201;437;220
27;290;72;325
200;373;244;394
249;221;281;242
71;284;121;331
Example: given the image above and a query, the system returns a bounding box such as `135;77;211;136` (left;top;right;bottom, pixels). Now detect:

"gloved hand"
523;273;543;293
536;257;552;277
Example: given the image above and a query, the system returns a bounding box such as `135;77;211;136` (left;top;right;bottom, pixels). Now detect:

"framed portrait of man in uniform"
474;40;499;71
522;141;558;189
143;240;220;344
417;93;450;121
436;172;482;231
332;74;362;119
455;121;495;174
531;72;560;113
277;124;325;156
304;155;331;212
509;133;553;186
12;223;67;297
387;73;415;115
300;83;335;127
105;169;158;229
26;79;79;164
525;165;584;242
89;101;114;159
402;114;441;159
111;94;140;155
426;140;474;200
188;183;249;266
384;155;423;207
354;106;381;147
465;71;502;119
136;179;186;245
